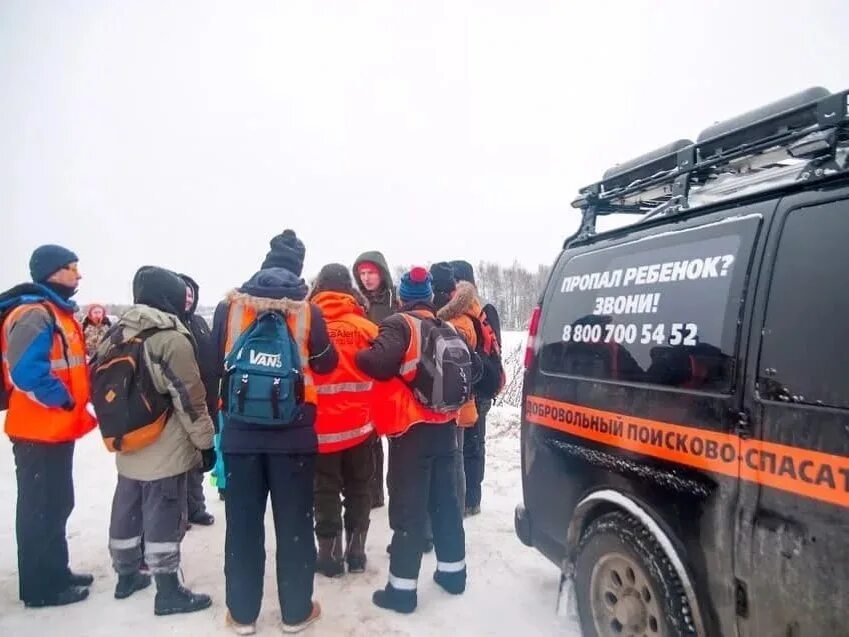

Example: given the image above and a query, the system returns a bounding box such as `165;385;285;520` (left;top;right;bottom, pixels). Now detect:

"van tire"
575;511;695;637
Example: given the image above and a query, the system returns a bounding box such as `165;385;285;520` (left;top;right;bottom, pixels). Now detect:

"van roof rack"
570;87;849;242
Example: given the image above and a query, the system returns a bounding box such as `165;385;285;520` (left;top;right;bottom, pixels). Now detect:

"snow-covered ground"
0;390;579;635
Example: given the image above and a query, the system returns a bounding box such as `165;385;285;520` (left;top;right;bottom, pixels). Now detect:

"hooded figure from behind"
97;266;215;615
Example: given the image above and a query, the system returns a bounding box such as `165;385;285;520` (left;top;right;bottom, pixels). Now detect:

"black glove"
200;448;216;473
61;398;76;412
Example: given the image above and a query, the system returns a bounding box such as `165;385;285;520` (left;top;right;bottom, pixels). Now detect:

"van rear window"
539;216;761;392
759;198;849;409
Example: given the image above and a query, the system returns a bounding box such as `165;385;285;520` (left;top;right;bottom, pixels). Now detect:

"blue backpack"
223;311;304;426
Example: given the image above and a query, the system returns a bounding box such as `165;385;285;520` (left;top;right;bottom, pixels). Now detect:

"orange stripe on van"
525;395;849;509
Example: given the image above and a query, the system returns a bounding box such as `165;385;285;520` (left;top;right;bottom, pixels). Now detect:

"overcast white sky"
2;0;847;305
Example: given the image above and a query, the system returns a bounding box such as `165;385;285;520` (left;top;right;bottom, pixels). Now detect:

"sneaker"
226;611;257;635
281;601;321;633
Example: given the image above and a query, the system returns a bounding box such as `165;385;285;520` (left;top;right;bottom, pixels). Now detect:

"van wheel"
575;511;694;637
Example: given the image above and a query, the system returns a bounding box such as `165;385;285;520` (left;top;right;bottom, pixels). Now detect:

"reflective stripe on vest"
50;354;87;371
399;313;425;379
316;381;373;395
316;422;374;445
2;301;95;442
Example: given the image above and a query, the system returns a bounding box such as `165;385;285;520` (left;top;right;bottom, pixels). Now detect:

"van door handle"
735;410;752;440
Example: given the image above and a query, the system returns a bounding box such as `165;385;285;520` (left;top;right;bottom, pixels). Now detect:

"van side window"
539;216;761;392
759;198;849;409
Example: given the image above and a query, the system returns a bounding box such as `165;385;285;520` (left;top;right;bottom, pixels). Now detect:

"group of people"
0;231;501;634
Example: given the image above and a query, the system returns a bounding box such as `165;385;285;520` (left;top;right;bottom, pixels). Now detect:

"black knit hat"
450;260;475;287
132;266;190;318
313;263;356;296
430;262;456;294
261;229;306;276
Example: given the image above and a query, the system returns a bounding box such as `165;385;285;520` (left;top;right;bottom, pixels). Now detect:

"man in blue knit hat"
0;244;97;608
356;267;468;615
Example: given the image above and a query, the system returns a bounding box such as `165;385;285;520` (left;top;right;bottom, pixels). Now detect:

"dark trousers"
224;453;316;626
387;422;465;588
369;435;385;505
314;440;373;539
423;426;465;542
187;467;207;519
463;398;491;508
109;473;188;575
12;440;76;603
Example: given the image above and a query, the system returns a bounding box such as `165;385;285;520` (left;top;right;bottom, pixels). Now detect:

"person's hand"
61;398;76;412
200;448;216;473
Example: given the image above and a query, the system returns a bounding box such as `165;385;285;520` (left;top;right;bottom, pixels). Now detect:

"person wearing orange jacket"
309;264;379;578
0;244;97;608
355;267;467;615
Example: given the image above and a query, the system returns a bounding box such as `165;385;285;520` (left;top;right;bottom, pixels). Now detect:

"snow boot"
115;572;152;599
66;571;94;587
226;610;256;635
345;524;369;573
153;573;212;616
372;583;417;614
434;567;467;595
24;585;89;608
464;505;481;518
316;535;344;578
281;601;322;633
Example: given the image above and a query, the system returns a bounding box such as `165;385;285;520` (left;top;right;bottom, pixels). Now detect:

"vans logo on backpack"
249;349;284;368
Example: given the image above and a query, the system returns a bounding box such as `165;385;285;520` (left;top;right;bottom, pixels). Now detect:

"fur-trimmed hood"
225;290;306;314
437;281;481;321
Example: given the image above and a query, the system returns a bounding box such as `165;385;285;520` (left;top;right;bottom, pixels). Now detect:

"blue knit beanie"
399;267;433;302
29;244;79;282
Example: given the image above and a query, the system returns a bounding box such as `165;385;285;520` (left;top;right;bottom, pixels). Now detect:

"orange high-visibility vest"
371;309;456;437
2;302;96;443
224;301;317;406
312;291;378;453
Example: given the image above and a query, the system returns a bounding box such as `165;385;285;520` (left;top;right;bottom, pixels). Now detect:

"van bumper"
514;504;533;547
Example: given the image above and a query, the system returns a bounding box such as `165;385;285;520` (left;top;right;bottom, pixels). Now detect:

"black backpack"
466;310;506;400
90;328;173;452
402;313;473;413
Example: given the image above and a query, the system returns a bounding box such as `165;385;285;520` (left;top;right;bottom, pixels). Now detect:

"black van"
515;87;849;637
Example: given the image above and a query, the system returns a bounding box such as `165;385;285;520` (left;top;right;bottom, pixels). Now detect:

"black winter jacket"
355;301;434;380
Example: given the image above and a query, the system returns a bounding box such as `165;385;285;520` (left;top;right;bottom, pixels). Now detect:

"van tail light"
524;305;542;369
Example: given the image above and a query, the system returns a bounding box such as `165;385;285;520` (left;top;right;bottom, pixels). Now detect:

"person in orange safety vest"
308;263;379;578
0;244;96;609
355;267;467;615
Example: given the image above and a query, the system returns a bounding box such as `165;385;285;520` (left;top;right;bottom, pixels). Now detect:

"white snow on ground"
0;397;580;636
